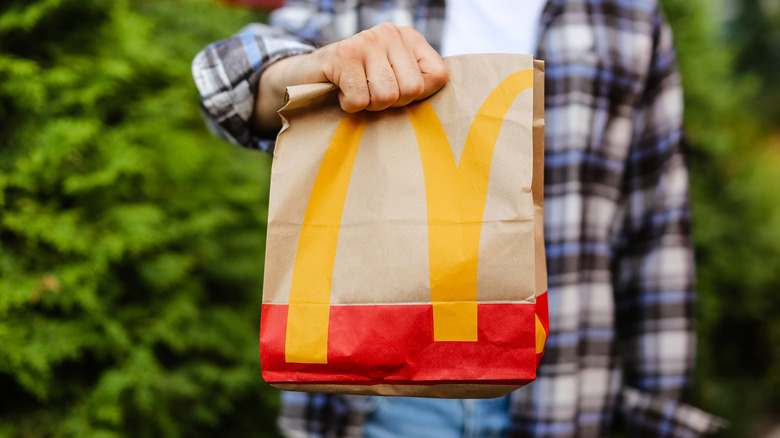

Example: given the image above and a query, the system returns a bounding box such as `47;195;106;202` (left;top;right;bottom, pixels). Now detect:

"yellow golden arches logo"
285;69;535;364
535;314;546;354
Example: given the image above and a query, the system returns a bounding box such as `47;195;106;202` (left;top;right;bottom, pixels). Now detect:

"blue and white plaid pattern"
192;0;726;436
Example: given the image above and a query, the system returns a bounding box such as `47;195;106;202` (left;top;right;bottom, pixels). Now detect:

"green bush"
0;1;280;436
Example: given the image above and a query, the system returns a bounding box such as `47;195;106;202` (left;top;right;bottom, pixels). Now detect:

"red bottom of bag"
260;303;540;385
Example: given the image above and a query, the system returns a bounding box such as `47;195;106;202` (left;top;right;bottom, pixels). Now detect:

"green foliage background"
0;0;279;436
662;0;780;435
0;0;778;436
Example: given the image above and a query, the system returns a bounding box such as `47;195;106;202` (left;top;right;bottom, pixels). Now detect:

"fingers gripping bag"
260;54;547;398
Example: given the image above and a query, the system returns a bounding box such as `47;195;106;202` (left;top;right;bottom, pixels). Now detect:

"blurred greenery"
0;0;778;437
662;0;780;436
0;0;279;436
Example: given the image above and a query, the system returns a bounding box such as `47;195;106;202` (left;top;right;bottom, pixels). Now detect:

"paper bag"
260;54;547;399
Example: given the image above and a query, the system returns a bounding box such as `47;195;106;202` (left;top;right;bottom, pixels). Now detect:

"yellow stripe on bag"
535;314;547;354
285;113;367;364
406;69;534;342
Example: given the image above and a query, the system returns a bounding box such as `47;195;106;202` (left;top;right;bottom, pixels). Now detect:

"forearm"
254;56;292;132
253;52;324;132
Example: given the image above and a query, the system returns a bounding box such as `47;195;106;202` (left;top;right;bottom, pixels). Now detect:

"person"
192;1;726;436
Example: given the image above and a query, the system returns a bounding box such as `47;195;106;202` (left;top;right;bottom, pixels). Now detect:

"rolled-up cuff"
620;387;727;437
193;32;314;152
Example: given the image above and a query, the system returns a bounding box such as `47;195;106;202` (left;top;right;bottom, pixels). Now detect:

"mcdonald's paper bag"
260;54;547;399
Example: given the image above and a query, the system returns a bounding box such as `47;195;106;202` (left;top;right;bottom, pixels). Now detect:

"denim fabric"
364;395;512;438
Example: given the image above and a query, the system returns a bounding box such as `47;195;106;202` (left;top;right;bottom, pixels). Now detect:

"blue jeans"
364;395;512;438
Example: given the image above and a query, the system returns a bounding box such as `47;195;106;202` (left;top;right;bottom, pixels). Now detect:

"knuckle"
399;26;424;41
335;38;360;58
402;77;425;98
375;22;399;36
344;88;370;110
373;87;400;105
357;27;379;45
349;95;371;111
428;65;450;85
361;22;400;46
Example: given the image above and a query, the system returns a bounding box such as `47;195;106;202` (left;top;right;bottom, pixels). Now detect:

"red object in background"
223;0;287;10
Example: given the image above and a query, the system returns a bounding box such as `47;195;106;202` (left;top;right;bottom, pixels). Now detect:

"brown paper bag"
260;54;547;399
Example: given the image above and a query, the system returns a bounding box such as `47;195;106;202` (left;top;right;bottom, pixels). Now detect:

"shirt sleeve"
191;1;337;152
613;6;725;437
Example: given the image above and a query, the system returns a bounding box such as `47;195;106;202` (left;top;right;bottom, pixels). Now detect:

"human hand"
255;22;449;130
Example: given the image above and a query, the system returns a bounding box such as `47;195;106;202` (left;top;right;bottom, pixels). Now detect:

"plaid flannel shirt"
192;1;726;436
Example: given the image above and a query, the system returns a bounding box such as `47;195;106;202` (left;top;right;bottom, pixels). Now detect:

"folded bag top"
260;54;547;399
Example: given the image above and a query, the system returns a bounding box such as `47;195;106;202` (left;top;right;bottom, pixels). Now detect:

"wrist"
254;56;299;131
